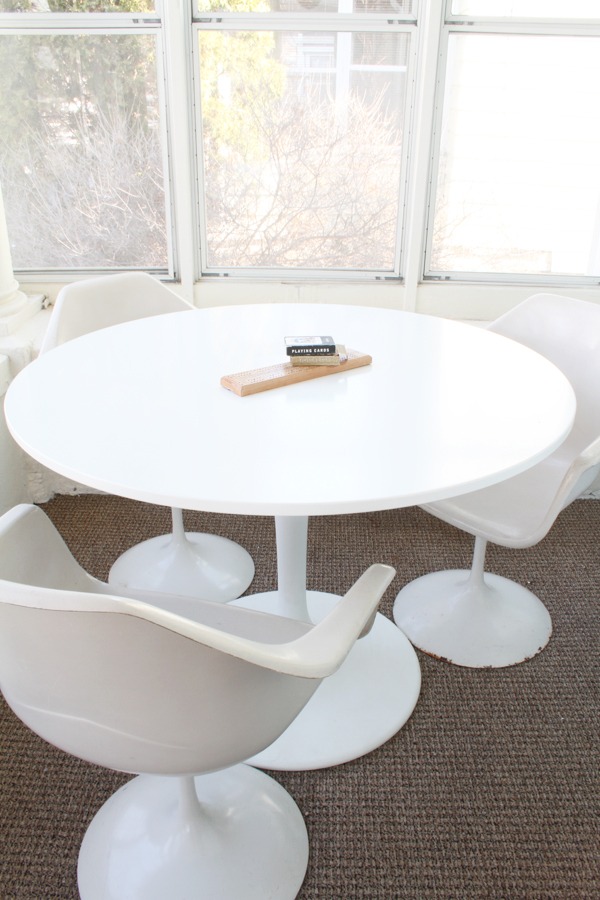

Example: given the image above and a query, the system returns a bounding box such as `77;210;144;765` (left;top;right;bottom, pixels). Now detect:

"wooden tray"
221;349;372;397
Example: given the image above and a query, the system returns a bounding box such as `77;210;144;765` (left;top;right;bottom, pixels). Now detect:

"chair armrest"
104;563;395;679
264;563;396;678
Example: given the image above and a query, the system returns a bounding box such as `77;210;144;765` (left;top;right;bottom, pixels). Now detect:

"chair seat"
422;452;571;549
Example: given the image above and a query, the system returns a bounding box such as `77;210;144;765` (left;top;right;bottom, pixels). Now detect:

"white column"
0;182;46;507
0;181;43;341
0;182;25;313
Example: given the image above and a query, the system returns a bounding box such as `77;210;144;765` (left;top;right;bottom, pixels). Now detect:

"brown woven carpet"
1;495;598;899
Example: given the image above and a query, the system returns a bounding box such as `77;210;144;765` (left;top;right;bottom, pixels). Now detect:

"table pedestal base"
108;531;255;603
232;590;421;771
393;569;552;668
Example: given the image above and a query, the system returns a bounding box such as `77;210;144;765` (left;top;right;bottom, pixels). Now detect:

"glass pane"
429;33;600;277
0;33;168;270
195;1;416;17
198;30;409;271
450;1;600;17
0;2;156;12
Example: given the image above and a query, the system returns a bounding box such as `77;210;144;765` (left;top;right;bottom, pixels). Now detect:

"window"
0;2;170;274
193;2;416;276
427;2;600;282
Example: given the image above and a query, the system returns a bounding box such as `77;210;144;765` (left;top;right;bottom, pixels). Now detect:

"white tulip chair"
394;293;600;668
40;271;254;602
0;503;395;899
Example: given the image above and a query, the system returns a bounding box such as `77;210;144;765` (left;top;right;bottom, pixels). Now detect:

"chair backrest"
40;272;194;353
0;505;394;777
488;293;600;504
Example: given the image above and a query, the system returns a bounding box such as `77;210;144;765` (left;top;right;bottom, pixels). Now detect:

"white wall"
22;278;600;321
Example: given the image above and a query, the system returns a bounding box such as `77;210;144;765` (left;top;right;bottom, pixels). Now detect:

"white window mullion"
400;0;445;308
162;0;197;297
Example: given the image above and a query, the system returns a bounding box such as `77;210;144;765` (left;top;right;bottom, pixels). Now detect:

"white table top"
5;303;575;517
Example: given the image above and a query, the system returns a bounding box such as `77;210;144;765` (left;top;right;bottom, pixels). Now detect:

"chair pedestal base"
393;570;552;668
78;765;308;900
108;532;255;602
233;590;421;770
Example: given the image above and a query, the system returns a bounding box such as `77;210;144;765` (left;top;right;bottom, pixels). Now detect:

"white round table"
5;304;575;770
